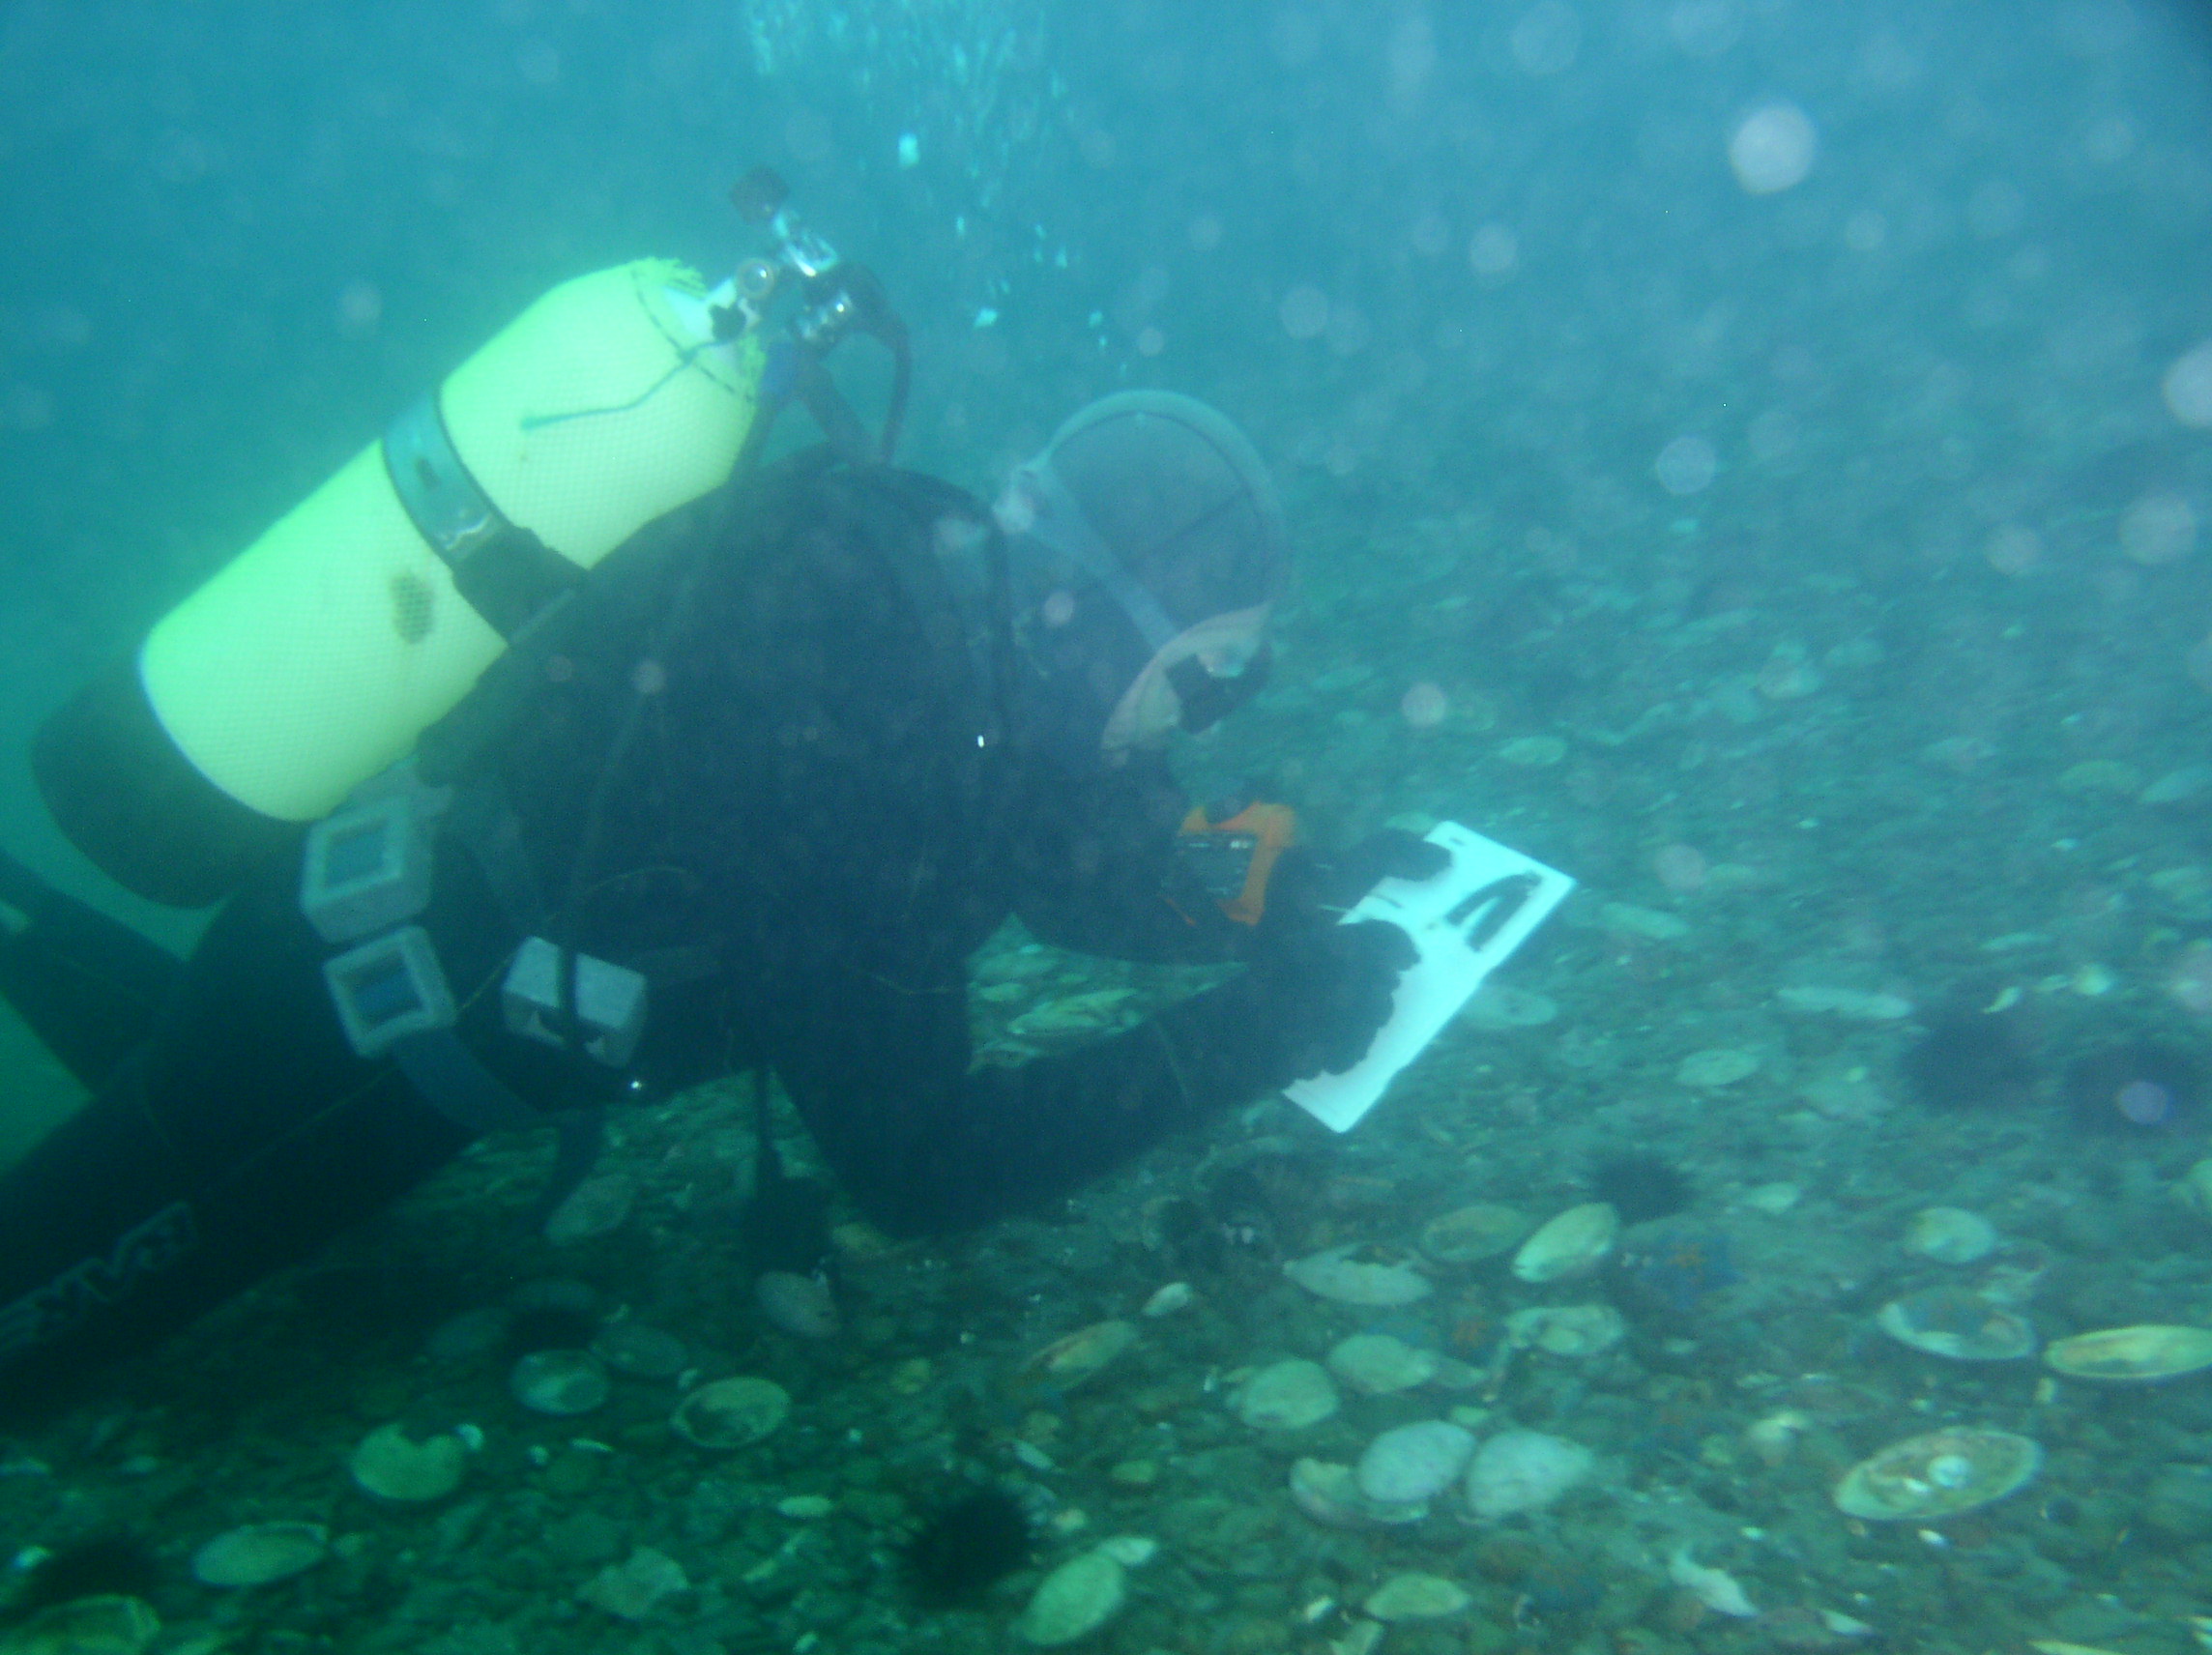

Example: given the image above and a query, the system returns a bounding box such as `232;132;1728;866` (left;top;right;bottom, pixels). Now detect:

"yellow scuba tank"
36;259;766;907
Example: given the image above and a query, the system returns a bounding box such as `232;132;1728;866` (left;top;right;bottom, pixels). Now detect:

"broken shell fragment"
2043;1323;2212;1381
1510;1203;1619;1284
1832;1428;2042;1522
1876;1287;2036;1361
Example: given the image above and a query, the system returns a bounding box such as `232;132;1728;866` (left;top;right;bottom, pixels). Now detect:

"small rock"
1364;1572;1471;1621
190;1523;329;1588
578;1547;688;1621
1017;1551;1127;1646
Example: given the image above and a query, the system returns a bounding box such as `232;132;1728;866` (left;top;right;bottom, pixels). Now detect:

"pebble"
509;1350;611;1416
1356;1421;1476;1504
349;1423;468;1502
190;1523;329;1588
1236;1359;1341;1430
1326;1333;1439;1395
1364;1572;1472;1621
1017;1551;1127;1646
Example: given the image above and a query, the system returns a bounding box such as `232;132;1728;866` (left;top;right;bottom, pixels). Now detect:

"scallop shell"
1876;1287;2036;1361
190;1522;329;1588
1510;1203;1619;1283
1284;1245;1433;1306
669;1376;791;1449
1903;1205;1998;1265
1418;1204;1530;1265
2043;1323;2212;1381
1832;1428;2042;1521
1012;1321;1137;1393
1505;1303;1627;1358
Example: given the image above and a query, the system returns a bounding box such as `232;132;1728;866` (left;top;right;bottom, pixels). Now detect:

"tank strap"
384;393;582;639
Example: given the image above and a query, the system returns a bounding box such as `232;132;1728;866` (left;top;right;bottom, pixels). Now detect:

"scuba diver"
0;176;1434;1414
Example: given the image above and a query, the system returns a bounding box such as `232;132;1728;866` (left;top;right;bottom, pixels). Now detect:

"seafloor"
8;476;2212;1655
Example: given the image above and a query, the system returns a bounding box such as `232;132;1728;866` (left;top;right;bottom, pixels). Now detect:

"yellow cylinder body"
139;259;763;823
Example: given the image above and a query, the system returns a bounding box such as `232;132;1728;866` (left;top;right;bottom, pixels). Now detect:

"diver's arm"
771;918;1411;1235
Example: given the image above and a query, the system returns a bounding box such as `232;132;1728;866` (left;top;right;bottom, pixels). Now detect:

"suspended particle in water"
1279;285;1329;341
897;132;920;168
2163;340;2212;428
1654;435;1717;496
1730;103;1818;194
2120;493;2197;566
1468;223;1519;280
1983;524;2043;578
1400;682;1448;729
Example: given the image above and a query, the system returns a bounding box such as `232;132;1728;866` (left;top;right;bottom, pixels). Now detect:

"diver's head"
995;392;1286;768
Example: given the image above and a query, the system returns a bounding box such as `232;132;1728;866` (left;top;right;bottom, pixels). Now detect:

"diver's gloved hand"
1237;913;1417;1087
1260;828;1452;931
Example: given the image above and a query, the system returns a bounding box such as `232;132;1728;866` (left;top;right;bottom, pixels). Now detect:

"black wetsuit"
0;463;1351;1414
